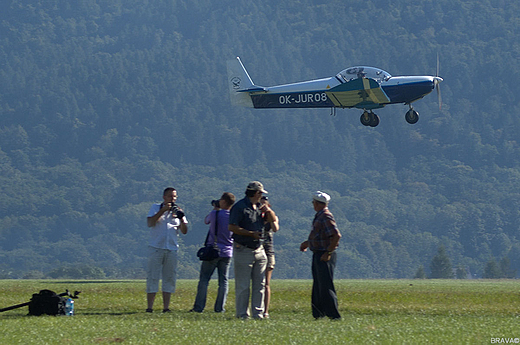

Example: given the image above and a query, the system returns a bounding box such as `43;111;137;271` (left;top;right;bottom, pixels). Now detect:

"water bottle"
65;298;74;316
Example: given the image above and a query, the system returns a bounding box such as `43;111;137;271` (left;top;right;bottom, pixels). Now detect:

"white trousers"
233;243;267;319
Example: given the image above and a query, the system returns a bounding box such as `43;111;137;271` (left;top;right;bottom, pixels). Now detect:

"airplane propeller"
434;53;443;109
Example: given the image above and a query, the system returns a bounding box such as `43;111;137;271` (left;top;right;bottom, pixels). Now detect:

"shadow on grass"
79;312;141;316
53;280;139;284
0;311;142;318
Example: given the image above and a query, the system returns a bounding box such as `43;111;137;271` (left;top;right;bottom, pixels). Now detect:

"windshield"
336;66;391;83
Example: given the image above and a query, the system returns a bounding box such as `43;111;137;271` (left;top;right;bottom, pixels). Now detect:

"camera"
161;202;184;218
211;199;220;208
170;203;179;213
170;203;185;218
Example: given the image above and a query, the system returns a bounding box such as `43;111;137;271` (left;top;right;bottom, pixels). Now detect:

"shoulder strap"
204;210;219;246
214;210;219;238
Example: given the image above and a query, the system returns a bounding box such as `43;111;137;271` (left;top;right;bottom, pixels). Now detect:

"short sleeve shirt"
147;203;188;250
229;197;264;247
205;209;233;258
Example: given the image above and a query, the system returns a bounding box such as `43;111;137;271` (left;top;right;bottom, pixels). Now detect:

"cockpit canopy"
336;66;391;83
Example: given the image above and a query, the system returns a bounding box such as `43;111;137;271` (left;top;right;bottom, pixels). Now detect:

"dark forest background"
1;0;520;279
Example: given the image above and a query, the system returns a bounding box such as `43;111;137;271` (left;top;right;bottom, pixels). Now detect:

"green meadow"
0;279;518;344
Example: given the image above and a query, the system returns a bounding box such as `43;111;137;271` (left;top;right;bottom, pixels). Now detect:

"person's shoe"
162;309;172;313
188;308;202;313
263;313;270;319
146;308;153;313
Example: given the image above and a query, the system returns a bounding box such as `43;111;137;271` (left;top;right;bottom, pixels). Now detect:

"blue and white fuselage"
227;57;442;126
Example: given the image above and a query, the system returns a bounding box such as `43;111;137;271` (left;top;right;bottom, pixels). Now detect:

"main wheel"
370;113;380;127
360;111;372;126
405;109;419;124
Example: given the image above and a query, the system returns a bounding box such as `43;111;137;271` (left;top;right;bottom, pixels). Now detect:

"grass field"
0;279;519;344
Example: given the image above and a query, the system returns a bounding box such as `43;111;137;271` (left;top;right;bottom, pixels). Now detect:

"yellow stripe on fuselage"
327;77;389;108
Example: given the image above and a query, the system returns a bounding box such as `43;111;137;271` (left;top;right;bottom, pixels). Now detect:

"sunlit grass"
0;279;519;344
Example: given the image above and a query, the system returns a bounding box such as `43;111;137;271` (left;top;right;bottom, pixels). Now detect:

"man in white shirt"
146;187;188;313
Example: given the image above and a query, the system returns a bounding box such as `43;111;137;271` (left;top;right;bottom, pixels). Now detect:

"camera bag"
28;289;67;316
197;210;220;261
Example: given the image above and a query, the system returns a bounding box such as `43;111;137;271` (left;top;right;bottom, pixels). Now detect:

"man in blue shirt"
229;181;275;319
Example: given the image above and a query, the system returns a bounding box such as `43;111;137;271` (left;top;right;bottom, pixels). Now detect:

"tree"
499;257;517;279
455;266;468;279
483;257;517;279
48;265;106;279
429;245;453;279
414;265;426;279
483;260;502;279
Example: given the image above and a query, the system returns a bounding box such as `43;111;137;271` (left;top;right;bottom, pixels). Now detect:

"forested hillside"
1;0;520;279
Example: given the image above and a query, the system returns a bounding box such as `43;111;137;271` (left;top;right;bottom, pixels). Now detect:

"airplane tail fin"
226;57;255;107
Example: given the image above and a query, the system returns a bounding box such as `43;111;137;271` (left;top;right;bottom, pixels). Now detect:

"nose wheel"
360;111;380;127
405;108;419;124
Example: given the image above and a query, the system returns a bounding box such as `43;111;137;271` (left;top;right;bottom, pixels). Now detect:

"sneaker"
162;309;172;313
263;313;270;319
145;309;153;313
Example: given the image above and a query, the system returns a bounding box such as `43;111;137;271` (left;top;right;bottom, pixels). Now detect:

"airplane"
227;57;443;127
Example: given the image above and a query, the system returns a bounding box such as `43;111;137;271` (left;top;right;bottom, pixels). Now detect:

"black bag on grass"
28;289;67;316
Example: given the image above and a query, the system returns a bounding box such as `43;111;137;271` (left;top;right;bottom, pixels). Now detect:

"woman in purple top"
190;192;236;313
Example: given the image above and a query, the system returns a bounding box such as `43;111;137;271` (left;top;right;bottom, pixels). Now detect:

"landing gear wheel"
405;109;419;124
360;111;372;126
370;113;380;127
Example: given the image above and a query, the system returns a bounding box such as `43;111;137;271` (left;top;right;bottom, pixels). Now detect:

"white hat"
313;191;330;204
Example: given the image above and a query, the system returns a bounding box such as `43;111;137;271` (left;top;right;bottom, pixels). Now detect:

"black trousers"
311;251;341;319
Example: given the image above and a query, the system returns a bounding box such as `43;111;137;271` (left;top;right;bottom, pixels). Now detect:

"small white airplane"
227;57;443;127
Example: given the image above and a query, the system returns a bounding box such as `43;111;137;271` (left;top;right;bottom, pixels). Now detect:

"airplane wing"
326;77;390;109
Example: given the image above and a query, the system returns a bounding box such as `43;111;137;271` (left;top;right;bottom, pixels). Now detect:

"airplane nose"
434;76;443;83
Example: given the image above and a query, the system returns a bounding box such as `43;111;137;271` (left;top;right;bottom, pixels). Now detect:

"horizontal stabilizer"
238;86;267;93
